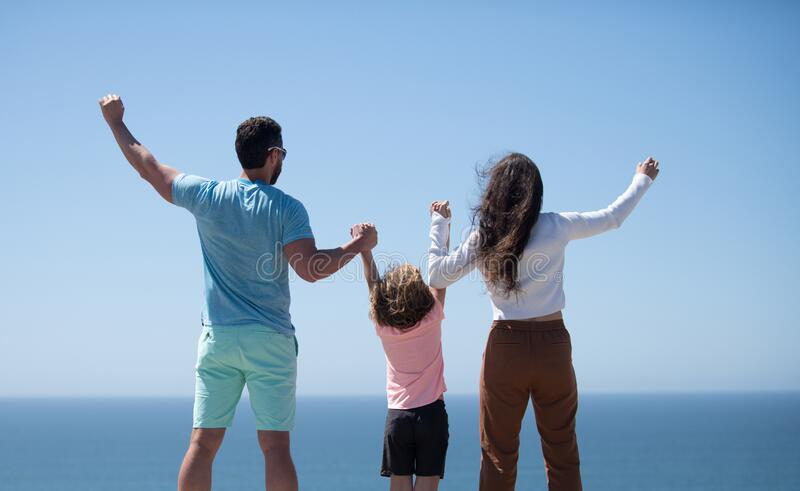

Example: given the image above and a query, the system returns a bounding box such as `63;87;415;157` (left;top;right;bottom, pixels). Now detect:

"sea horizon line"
1;389;798;400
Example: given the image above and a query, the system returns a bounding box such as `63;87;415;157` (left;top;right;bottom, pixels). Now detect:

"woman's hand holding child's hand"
430;200;451;219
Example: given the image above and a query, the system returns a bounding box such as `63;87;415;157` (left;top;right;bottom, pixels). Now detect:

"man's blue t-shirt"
172;174;314;334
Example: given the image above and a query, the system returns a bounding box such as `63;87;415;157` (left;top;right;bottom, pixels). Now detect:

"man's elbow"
136;166;152;182
291;262;321;283
135;156;158;179
293;268;319;283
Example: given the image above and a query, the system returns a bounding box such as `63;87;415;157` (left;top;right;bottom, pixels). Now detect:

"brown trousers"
479;319;582;491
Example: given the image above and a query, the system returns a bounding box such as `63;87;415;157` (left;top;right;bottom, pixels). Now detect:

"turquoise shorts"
193;324;298;431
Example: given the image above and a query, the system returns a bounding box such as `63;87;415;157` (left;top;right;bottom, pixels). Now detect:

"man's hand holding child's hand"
350;223;378;251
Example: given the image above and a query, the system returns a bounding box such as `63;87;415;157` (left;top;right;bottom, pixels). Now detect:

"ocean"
0;394;798;490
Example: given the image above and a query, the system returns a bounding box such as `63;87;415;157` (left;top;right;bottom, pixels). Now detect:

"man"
98;94;377;491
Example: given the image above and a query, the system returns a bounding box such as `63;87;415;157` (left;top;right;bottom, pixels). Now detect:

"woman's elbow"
428;271;448;289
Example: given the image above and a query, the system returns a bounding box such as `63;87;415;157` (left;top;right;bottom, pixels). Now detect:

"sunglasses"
267;146;287;159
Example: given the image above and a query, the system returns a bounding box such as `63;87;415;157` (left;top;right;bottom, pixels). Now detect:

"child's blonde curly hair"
370;263;435;329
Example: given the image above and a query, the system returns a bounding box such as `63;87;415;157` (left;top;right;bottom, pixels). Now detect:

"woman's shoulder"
519;212;571;249
534;212;572;233
536;211;562;223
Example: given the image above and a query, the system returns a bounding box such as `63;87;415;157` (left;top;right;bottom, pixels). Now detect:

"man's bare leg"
178;428;226;491
413;476;440;491
390;475;413;491
258;430;298;491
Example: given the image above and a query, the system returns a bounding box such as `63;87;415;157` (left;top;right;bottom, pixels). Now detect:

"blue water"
1;394;798;490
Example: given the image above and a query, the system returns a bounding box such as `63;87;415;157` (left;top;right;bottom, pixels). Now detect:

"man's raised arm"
284;223;378;283
98;94;179;203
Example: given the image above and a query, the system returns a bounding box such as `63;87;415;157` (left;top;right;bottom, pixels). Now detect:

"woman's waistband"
490;318;566;331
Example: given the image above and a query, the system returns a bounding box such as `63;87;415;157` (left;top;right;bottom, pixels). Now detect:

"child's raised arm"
351;223;380;293
429;201;451;307
361;249;380;293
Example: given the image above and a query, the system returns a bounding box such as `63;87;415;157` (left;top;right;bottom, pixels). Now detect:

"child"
357;200;452;491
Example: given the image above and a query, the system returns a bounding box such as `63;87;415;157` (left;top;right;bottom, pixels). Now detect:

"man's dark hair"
235;117;282;169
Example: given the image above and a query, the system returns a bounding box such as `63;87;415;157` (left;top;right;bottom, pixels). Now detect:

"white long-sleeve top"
428;173;653;319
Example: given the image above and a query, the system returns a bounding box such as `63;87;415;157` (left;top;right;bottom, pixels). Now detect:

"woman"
427;154;659;491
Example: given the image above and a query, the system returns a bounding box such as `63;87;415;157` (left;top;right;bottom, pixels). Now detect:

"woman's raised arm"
428;208;479;289
558;157;659;241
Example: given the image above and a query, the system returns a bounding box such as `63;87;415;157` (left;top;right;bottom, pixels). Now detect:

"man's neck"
240;168;272;184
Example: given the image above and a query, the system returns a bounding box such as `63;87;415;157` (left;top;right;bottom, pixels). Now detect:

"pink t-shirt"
375;299;447;409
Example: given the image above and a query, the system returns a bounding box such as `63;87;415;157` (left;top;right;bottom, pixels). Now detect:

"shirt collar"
239;177;269;185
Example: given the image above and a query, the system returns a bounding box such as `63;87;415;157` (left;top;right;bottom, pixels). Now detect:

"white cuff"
431;212;451;225
633;173;653;186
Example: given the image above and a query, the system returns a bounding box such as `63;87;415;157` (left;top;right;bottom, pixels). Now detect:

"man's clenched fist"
98;94;124;125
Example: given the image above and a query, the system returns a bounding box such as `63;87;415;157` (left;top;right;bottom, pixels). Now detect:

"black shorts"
381;399;449;478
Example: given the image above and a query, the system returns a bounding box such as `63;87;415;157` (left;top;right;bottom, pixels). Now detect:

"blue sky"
1;0;798;396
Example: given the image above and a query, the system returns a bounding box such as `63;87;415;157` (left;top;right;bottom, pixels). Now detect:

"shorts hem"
193;422;233;429
255;423;294;432
416;472;445;479
380;470;411;478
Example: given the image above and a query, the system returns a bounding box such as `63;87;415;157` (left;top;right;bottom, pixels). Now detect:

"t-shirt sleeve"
172;174;217;216
282;198;314;245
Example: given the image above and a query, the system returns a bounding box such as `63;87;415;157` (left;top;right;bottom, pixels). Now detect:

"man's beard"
270;161;282;184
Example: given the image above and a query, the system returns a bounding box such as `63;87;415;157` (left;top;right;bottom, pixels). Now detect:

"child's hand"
636;157;660;181
430;200;451;218
350;222;378;251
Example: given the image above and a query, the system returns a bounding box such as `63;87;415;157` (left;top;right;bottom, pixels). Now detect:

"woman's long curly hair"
370;263;436;329
473;153;544;295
